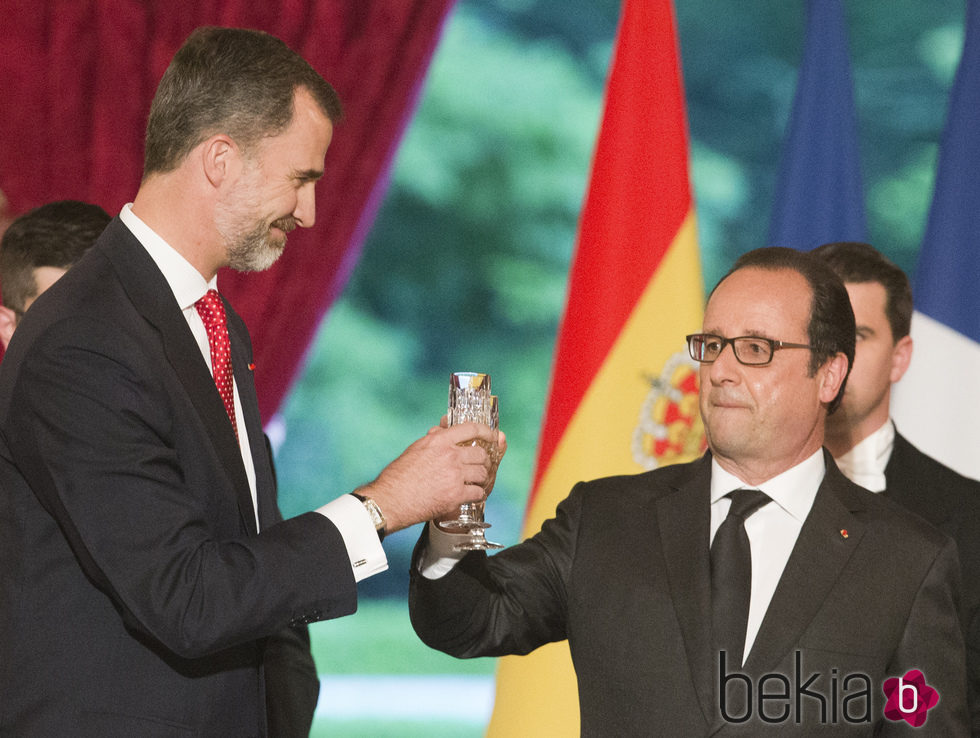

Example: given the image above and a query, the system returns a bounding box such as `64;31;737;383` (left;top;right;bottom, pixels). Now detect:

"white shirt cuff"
418;522;470;579
317;495;388;582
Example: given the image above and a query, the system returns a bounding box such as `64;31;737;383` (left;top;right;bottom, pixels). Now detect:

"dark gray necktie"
711;489;771;668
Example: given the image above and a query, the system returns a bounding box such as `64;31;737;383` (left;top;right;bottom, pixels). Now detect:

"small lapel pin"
248;362;256;371
840;529;849;539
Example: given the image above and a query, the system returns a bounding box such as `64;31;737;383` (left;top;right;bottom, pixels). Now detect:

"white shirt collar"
710;448;825;524
119;203;216;310
832;419;894;493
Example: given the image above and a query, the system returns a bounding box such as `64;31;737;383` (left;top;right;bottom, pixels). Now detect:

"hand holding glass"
437;372;503;551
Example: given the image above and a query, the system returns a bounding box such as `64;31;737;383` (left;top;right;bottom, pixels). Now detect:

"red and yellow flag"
487;0;704;734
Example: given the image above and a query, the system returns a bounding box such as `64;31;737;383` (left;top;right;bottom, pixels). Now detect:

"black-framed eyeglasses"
686;333;815;366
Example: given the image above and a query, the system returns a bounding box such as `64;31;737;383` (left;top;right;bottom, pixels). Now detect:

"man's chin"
228;240;285;273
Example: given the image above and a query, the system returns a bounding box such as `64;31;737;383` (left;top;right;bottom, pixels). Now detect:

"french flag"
892;0;980;480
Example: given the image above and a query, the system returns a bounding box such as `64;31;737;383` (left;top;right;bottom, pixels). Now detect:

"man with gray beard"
0;27;498;737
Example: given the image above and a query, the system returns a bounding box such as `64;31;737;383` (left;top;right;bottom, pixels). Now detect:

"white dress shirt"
832;419;894;493
710;449;824;662
119;204;386;581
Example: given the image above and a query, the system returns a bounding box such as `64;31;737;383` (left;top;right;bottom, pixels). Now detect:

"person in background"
0;26;498;737
813;240;980;733
410;246;967;735
0;199;110;348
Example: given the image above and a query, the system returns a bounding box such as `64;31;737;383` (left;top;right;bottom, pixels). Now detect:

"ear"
889;334;913;384
200;134;241;188
818;352;850;406
0;305;18;349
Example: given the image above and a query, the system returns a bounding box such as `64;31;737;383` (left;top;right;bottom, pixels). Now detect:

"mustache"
271;216;296;233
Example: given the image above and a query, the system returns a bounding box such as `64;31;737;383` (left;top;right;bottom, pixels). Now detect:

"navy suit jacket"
0;218;354;737
885;430;980;733
410;452;968;736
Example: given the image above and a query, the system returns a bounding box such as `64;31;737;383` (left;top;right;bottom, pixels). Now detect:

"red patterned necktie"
195;289;238;439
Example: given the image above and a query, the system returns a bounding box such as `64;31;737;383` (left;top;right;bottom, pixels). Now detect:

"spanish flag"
487;0;705;734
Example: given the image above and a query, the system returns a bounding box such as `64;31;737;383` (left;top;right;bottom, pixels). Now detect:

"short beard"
224;216;295;272
215;157;296;273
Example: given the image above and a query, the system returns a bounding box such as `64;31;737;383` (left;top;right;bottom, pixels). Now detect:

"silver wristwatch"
351;492;386;542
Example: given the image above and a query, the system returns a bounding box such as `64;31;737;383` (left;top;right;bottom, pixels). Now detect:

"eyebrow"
293;168;323;183
702;329;777;340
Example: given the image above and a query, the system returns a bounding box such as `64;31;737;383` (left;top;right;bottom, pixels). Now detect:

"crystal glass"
437;372;503;550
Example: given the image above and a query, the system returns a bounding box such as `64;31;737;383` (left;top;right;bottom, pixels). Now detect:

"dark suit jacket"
0;218;354;737
410;452;968;736
261;436;321;738
885;430;980;734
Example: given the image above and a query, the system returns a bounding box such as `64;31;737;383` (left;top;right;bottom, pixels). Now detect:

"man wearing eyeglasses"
410;246;967;735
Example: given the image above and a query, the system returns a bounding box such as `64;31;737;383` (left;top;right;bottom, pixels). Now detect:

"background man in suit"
0;199;110;348
0;27;498;737
410;247;967;735
813;240;980;732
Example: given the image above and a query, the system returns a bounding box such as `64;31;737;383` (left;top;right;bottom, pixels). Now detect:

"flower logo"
882;669;939;727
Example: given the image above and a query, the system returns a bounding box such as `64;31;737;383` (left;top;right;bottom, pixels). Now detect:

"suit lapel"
227;306;279;529
884;433;917;509
657;455;715;726
743;456;867;673
885;432;952;530
101;222;258;535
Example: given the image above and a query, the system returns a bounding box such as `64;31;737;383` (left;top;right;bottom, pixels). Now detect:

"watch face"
365;499;384;529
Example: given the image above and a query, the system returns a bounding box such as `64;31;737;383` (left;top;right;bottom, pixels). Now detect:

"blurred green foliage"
275;0;621;597
309;600;492;676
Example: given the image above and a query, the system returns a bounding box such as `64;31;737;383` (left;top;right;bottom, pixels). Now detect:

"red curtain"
0;0;455;418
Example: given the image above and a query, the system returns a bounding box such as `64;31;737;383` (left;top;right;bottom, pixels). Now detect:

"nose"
294;182;317;228
706;340;740;384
